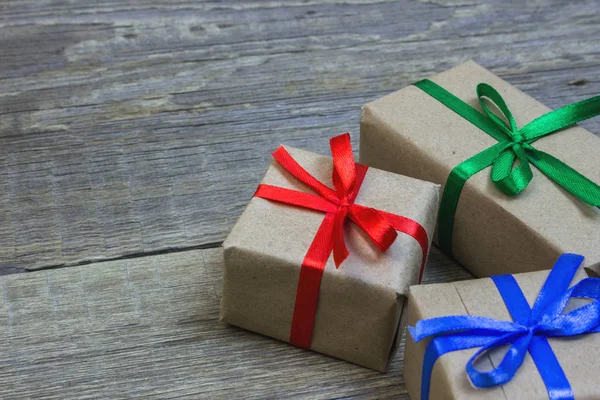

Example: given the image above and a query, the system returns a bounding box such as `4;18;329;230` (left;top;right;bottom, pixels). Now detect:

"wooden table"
1;1;598;398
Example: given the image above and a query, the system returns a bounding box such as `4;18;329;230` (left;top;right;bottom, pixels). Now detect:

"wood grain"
0;0;599;271
0;2;598;397
0;246;471;399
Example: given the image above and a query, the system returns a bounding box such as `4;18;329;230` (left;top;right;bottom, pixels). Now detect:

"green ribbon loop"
414;79;600;256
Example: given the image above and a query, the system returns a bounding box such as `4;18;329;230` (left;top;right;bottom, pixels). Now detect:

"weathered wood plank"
0;0;599;271
0;246;472;399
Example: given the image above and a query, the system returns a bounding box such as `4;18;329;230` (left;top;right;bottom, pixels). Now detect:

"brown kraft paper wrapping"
404;267;599;399
360;60;600;278
220;145;440;371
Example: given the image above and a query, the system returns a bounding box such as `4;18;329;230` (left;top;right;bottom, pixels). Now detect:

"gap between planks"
0;241;224;276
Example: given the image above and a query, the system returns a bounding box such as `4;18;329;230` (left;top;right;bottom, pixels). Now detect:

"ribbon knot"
253;133;430;349
476;82;556;197
409;253;600;400
511;131;525;144
528;324;541;334
414;79;600;256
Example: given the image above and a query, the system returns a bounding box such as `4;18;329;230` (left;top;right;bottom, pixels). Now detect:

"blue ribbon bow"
409;254;600;400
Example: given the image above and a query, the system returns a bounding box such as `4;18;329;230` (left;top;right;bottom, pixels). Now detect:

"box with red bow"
220;133;440;371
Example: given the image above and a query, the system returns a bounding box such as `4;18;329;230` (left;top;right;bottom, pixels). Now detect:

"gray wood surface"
1;0;599;398
0;247;471;399
0;0;599;271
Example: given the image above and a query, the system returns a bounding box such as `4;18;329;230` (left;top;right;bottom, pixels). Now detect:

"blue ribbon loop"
409;254;600;400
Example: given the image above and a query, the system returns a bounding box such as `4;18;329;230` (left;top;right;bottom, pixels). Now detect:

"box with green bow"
360;61;600;278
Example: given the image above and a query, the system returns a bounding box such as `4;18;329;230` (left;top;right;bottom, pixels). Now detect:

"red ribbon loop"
254;133;429;348
330;133;357;196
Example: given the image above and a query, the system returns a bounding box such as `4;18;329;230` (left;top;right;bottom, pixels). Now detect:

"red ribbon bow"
254;133;429;348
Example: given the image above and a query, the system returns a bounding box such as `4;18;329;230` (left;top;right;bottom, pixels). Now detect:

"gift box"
220;134;440;371
404;253;600;400
360;61;600;278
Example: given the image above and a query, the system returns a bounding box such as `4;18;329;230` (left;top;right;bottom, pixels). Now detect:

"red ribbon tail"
377;210;430;283
332;208;350;268
333;248;349;269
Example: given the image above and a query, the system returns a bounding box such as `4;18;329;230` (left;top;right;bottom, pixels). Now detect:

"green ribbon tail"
527;147;600;207
520;95;600;140
438;142;511;255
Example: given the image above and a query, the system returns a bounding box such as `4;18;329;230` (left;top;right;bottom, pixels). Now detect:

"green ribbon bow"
414;79;600;256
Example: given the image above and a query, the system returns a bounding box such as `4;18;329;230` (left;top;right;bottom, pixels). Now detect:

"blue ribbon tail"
528;336;574;400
